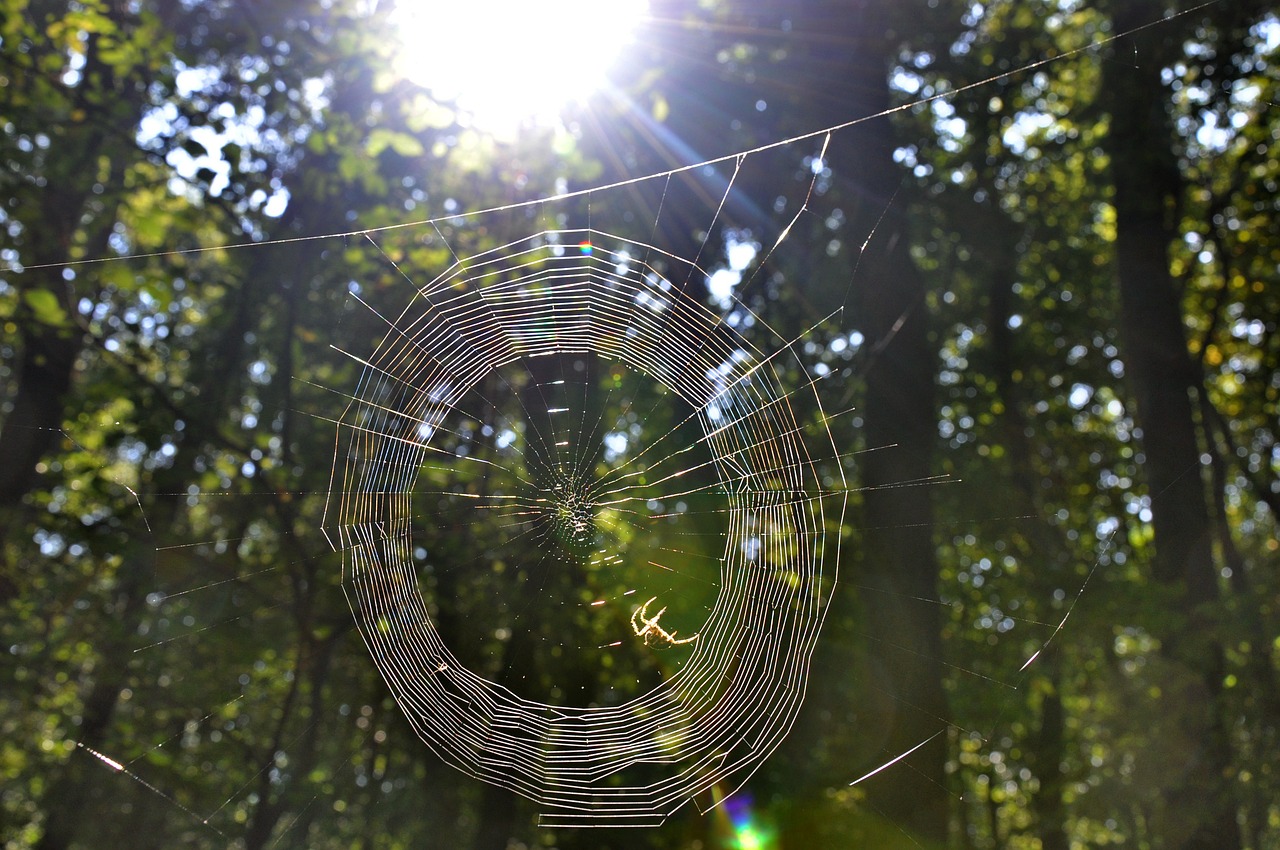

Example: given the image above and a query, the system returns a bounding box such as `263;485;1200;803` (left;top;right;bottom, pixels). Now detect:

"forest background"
1;0;1277;849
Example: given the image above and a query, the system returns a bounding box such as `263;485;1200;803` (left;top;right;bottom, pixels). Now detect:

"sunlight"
394;0;648;132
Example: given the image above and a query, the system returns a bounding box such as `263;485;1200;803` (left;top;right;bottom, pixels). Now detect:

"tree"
895;0;1279;846
1098;1;1278;845
0;2;486;846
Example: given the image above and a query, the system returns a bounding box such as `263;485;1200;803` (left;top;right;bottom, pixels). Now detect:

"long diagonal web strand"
5;0;1224;275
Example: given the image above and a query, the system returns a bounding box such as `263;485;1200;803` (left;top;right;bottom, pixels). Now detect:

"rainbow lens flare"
717;787;776;850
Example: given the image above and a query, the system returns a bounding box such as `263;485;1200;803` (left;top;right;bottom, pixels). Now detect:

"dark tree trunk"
0;12;140;512
472;350;606;850
1101;3;1240;847
985;222;1071;850
34;531;153;850
853;197;949;844
0;201;105;606
0;293;79;507
796;1;949;841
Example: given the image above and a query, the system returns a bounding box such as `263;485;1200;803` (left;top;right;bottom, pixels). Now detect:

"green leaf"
365;128;424;158
23;289;68;327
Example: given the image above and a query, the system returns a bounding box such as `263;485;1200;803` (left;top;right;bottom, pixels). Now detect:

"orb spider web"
322;227;844;827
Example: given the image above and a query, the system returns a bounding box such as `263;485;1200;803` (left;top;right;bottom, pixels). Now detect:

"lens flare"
717;787;777;850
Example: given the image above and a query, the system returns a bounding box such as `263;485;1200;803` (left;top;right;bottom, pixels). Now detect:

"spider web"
25;107;1096;850
323;224;841;826
40;99;1085;850
6;6;1206;842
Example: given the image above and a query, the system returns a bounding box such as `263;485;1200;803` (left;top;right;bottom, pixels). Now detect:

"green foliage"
21;289;68;326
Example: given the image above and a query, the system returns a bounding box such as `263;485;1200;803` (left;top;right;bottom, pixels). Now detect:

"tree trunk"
0;291;79;507
985;219;1071;850
803;0;949;840
34;530;154;850
1101;3;1239;847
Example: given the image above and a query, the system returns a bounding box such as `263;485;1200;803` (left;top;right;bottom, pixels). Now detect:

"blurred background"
1;0;1276;848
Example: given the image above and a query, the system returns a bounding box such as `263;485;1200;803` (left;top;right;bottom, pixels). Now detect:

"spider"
630;596;698;648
